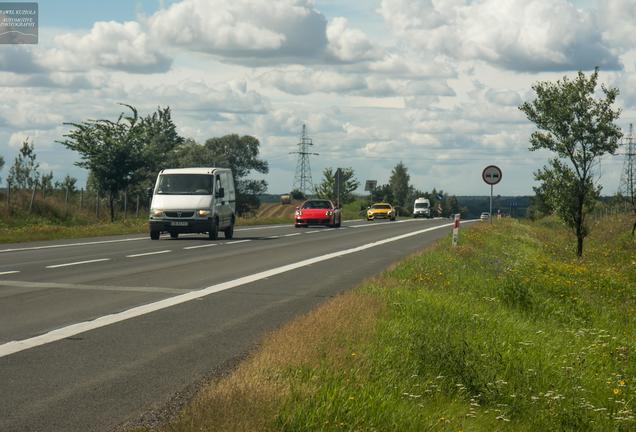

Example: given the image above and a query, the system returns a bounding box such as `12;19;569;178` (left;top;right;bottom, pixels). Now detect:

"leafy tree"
370;184;393;204
60;105;146;222
315;167;359;205
389;162;410;210
519;68;622;256
290;189;306;201
40;171;54;199
55;175;77;193
7;139;40;190
136;106;184;189
174;134;269;215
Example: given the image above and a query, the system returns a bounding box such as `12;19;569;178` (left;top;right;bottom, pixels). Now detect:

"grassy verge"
143;214;636;431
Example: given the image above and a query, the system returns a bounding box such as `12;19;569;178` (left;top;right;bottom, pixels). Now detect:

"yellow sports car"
367;203;396;221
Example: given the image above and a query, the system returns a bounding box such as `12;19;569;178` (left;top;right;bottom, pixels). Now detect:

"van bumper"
149;218;212;233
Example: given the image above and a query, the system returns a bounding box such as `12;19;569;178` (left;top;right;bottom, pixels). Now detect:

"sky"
0;0;635;196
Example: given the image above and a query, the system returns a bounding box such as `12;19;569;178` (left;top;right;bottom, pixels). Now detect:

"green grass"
147;214;636;432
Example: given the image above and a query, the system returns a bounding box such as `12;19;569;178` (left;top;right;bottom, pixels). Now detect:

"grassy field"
141;214;636;432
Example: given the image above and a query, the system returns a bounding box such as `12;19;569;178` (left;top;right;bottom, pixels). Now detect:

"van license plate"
170;221;188;226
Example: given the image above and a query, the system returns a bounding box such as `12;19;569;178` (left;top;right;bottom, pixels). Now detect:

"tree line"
0;104;269;221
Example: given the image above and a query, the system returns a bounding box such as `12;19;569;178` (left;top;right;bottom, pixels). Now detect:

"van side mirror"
216;187;225;198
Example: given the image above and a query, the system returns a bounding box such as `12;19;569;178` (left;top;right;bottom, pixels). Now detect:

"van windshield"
156;174;213;195
415;203;429;208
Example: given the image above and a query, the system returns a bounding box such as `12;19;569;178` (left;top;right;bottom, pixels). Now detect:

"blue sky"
0;0;634;196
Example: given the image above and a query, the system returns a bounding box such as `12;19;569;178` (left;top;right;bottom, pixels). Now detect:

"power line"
290;124;318;195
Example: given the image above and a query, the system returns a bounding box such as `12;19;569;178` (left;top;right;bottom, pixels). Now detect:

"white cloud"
379;0;621;72
148;0;328;62
326;17;379;62
42;21;172;73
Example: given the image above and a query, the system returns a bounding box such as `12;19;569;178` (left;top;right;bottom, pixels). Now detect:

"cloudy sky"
1;0;634;195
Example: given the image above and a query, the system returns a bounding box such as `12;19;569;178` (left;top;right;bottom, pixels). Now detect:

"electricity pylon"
290;124;318;195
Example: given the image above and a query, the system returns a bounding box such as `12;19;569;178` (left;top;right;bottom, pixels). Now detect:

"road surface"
0;218;461;432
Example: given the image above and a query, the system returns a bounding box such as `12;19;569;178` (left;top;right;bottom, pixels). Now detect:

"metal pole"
136;195;139;218
124;190;128;220
6;181;10;209
64;186;69;215
96;190;100;219
80;188;83;210
489;185;493;224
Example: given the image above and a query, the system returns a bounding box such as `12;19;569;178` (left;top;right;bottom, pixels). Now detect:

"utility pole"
290;124;318;196
618;123;636;234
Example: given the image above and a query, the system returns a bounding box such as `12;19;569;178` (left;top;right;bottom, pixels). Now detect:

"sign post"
452;213;460;247
482;165;502;224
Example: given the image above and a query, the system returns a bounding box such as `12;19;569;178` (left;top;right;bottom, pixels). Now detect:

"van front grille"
165;211;194;218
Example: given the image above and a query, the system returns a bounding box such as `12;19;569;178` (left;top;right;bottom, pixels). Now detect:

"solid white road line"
183;243;218;250
0;221;462;358
126;250;171;258
46;259;111;269
0;271;20;276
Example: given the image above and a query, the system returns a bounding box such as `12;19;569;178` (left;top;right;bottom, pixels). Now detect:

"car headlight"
151;209;164;218
198;209;210;217
326;211;333;216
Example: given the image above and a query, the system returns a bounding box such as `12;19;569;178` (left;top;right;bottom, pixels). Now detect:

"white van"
413;197;431;218
149;167;236;240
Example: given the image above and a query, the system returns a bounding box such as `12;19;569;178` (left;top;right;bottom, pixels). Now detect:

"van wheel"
208;219;218;240
150;230;160;240
224;223;234;239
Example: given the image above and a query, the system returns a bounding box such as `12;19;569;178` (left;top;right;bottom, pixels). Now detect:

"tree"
315;167;359;205
370;184;393;204
0;155;4;184
174;134;269;215
40;171;54;199
60;105;146;222
389;162;410;210
7;139;40;190
55;175;77;193
290;189;306;201
519;69;622;256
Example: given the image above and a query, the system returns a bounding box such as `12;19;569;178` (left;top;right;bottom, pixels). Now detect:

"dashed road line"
46;258;111;269
0;271;20;276
183;243;218;250
283;233;301;237
126;250;171;258
224;240;252;245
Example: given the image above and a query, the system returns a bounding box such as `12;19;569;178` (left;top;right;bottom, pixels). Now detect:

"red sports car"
294;199;342;228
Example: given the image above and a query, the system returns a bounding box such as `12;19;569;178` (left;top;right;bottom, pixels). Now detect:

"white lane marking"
283;233;301;237
351;219;421;228
46;258;111;269
0;280;185;294
183;243;218;250
266;235;280;239
224;240;251;245
235;224;289;231
0;271;20;276
126;250;171;258
0;237;147;253
306;230;321;234
0;221;464;358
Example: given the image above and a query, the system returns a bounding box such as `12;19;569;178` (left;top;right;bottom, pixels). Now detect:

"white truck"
148;167;236;240
413;197;431;218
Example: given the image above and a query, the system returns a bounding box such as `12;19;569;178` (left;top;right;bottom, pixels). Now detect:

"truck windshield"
155;174;213;195
415;203;429;208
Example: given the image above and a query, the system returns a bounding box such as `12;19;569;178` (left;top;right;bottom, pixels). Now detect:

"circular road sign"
482;165;502;185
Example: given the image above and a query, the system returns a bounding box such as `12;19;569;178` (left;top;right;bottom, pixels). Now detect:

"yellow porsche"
366;203;396;221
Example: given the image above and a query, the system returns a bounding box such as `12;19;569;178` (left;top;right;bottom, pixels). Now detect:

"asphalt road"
0;217;462;432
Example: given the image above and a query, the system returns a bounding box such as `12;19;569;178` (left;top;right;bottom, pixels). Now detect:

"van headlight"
197;209;210;217
151;209;164;218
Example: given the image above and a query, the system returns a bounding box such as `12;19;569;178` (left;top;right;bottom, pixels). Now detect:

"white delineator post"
452;213;460;247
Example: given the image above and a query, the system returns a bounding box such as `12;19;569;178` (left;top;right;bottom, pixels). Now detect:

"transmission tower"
619;123;635;203
290;124;318;195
